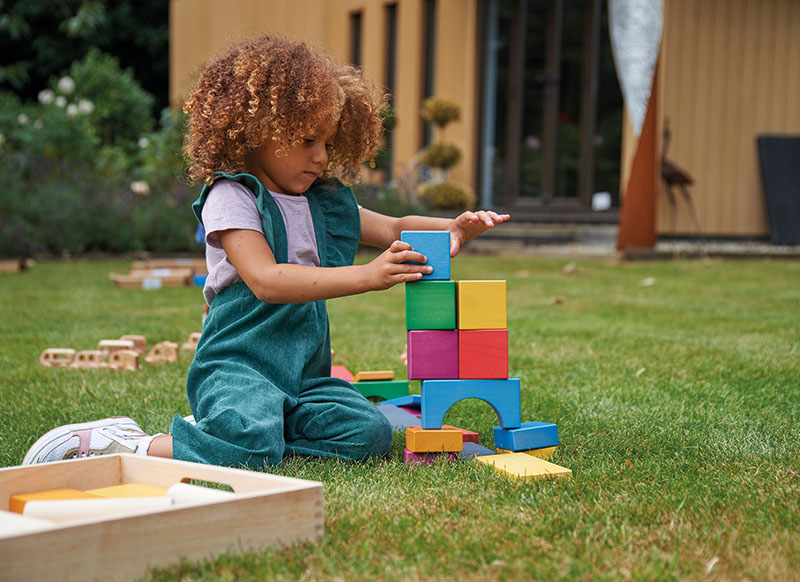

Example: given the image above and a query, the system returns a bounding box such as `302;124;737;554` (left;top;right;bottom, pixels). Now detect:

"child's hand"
363;240;433;290
448;210;510;257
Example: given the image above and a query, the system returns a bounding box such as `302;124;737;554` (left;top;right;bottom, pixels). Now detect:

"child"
22;35;509;469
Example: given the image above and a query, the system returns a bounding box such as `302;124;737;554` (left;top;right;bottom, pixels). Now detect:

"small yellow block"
9;488;103;514
354;370;395;382
475;452;572;481
456;280;507;330
497;446;557;461
405;426;463;453
85;483;168;498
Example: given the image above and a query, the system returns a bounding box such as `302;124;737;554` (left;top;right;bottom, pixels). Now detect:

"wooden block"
39;349;75;368
403;449;458;465
97;339;136;355
442;425;480;444
398;406;422;418
119;335;147;352
0;455;324;581
458;329;508;379
400;230;450;280
353;370;394;382
180;332;202;351
405;280;456;330
459;442;497;459
377;404;421;431
497;446;557;461
0;510;55;536
86;483;168;498
456;280;507;330
493;421;559;451
144;341;179;364
107;349;139;371
475;452;572;481
24;497;174;522
9;489;103;514
354;380;409;402
380;394;421;408
405;426;463;453
70;350;106;369
420;378;521;430
407;330;458;379
330;365;355;382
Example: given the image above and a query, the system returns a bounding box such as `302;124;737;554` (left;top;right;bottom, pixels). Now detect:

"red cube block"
458;329;508;379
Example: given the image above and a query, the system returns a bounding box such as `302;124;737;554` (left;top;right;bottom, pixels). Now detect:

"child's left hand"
448;210;510;257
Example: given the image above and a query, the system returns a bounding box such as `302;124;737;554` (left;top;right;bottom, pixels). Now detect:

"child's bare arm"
359;207;510;256
218;229;432;304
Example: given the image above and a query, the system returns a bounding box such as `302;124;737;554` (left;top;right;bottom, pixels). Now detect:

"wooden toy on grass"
403;449;458;465
97;339;136;356
407;330;458;379
39;349;76;368
405;426;463;453
354;380;409;402
493;421;558;451
353;370;394;382
475;452;572;481
331;365;355;382
107;349;140;371
376;404;421;430
400;230;451;280
180;332;202;351
70;350;106;369
496;446;557;461
119;334;147;352
144;341;179;364
456;280;507;330
420;378;521;430
458;329;508;379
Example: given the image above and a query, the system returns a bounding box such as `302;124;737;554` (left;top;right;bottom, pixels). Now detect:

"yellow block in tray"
9;488;102;514
86;483;168;498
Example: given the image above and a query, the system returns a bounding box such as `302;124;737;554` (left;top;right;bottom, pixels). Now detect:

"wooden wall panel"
658;0;800;237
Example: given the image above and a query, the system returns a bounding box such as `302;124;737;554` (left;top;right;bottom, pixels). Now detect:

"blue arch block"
420;379;521;430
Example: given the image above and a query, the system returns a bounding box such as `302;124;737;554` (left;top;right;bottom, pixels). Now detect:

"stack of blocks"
400;231;570;479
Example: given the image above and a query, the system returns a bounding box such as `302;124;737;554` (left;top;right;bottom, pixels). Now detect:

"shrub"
417;181;475;211
420;97;460;128
419;143;461;169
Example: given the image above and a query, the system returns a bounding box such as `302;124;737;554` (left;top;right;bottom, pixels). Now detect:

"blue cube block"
493;421;559;451
401;230;451;280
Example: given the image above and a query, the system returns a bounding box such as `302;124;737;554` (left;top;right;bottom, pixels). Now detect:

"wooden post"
616;59;659;251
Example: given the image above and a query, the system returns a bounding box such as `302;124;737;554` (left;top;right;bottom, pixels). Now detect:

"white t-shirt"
200;180;320;304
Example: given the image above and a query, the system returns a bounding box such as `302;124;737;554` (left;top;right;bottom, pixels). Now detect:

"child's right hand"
363;240;432;290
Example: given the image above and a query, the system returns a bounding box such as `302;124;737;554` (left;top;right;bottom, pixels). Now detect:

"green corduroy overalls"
170;173;392;468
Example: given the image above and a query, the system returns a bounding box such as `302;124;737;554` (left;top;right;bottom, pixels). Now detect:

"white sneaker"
22;417;152;465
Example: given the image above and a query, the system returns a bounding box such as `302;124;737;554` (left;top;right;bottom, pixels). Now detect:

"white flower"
58;76;75;95
17;113;29;125
130;181;151;196
38;89;55;104
55;96;67;108
138;137;150;149
66;104;79;117
78;99;94;114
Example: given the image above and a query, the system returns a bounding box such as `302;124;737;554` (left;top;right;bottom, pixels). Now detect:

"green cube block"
405;280;456;330
355;380;410;401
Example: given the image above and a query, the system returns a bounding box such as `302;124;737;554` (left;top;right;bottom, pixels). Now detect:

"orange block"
9;488;103;514
354;370;395;382
405;426;463;453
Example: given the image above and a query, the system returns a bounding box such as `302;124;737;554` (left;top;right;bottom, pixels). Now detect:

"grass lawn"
1;254;799;581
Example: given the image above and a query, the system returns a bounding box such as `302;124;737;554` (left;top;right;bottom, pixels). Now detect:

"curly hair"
183;35;387;186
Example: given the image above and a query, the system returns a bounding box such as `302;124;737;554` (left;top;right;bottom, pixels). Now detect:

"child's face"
245;121;337;195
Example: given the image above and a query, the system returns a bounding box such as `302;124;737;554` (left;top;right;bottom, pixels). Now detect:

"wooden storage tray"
0;455;323;581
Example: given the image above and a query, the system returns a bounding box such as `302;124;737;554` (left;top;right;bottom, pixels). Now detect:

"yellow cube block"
475;452;572;481
405;426;463;453
456;280;507;330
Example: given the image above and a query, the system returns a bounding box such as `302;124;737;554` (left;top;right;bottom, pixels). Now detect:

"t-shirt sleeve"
201;180;264;248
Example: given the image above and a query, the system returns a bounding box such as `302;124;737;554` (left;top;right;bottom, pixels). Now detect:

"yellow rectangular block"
475;453;572;481
9;488;103;514
456;280;507;330
86;483;168;498
353;370;395;382
497;446;557;461
405;426;463;453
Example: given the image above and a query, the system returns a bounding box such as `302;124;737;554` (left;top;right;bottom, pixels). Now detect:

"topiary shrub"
419;143;461;169
421;97;460;128
417;181;475;211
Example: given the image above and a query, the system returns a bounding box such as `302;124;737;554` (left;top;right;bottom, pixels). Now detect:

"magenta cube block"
407;330;459;380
